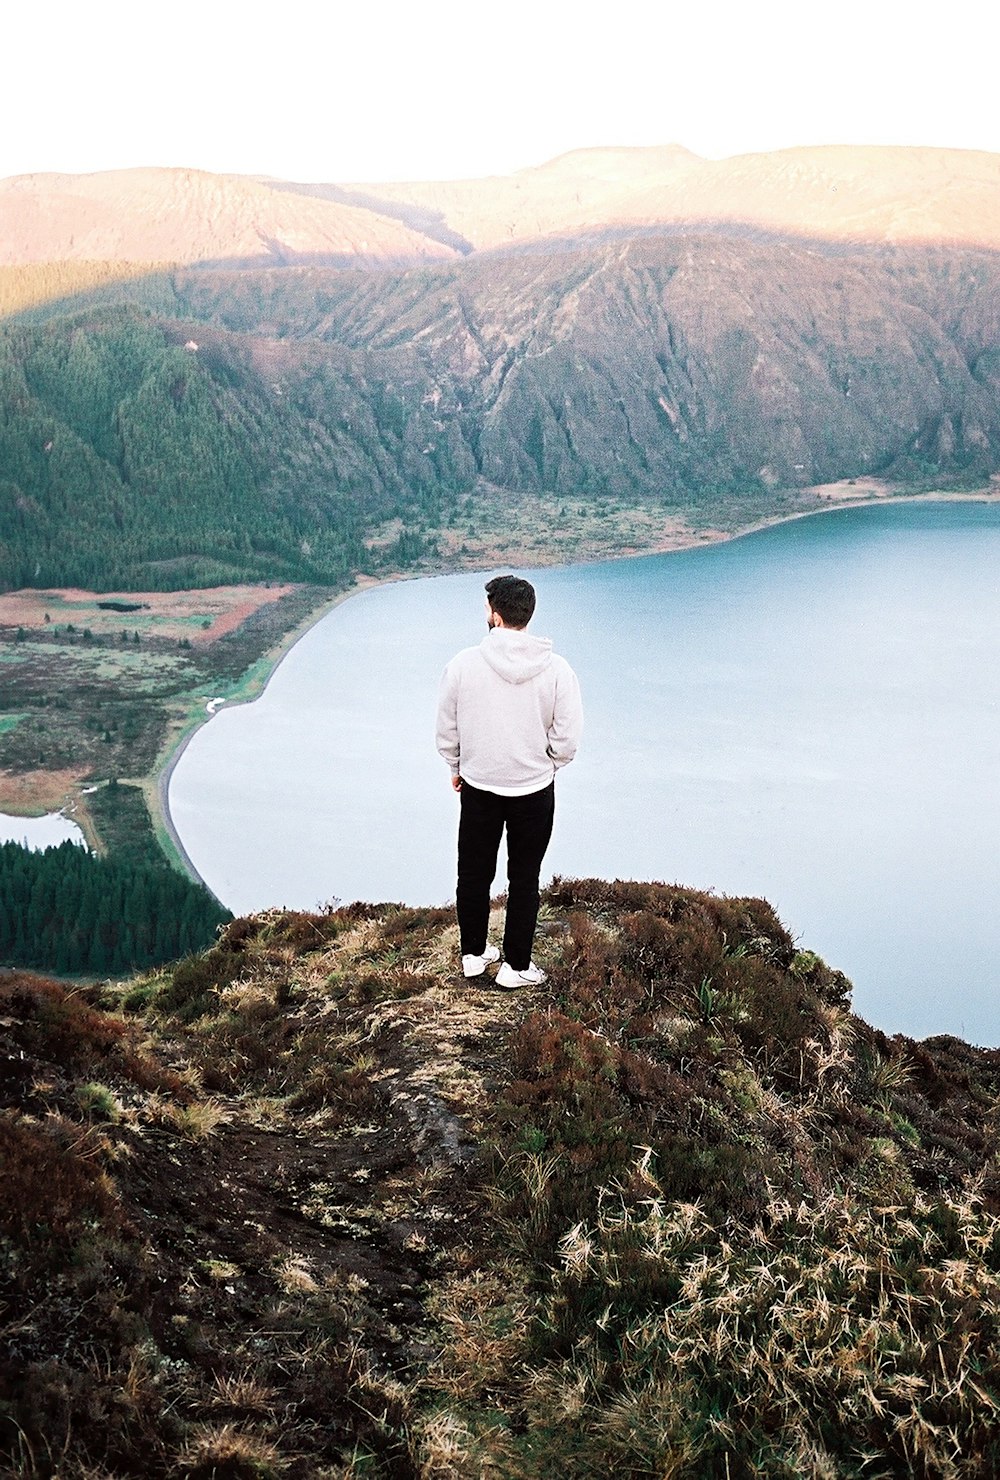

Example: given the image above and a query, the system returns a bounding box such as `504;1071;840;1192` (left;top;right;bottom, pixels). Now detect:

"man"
436;574;582;987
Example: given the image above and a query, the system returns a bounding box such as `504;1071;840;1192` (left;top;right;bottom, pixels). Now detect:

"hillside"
0;168;459;268
2;235;1000;590
5;145;1000;267
4;878;1000;1477
0;304;449;590
339;144;1000;253
1;144;1000;594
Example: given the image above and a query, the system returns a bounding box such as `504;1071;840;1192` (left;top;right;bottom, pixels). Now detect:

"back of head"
485;575;536;629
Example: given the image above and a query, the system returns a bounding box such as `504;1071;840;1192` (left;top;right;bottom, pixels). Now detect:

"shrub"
0;1115;119;1250
156;947;243;1021
75;1081;122;1121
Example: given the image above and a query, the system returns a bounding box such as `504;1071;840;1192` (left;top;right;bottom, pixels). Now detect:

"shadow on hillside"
263;177;476;255
5;224;1000;330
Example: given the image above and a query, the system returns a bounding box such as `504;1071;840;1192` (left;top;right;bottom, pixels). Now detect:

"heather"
3;880;1000;1477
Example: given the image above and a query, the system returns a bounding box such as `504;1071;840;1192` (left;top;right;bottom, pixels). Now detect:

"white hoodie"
436;627;583;795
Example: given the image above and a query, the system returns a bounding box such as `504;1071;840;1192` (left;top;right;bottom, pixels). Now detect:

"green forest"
0;836;230;974
0;303;452;591
3;238;998;593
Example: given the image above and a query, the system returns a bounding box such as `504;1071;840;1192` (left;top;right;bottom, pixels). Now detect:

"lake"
169;499;1000;1044
0;811;86;850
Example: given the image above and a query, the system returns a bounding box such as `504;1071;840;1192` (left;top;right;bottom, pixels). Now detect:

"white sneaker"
462;944;501;978
495;960;547;989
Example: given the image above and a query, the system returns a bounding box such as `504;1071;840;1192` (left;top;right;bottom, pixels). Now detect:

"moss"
75;1081;121;1121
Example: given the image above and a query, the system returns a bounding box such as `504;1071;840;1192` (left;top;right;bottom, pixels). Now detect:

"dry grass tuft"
177;1423;285;1478
273;1256;320;1295
8;882;1000;1477
145;1092;231;1139
209;1370;277;1416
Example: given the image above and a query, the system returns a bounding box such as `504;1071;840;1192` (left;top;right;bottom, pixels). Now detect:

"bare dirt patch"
0;765;90;815
0;584;297;646
805;473;1000;505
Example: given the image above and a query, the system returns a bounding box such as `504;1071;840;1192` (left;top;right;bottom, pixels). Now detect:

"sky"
5;0;998;183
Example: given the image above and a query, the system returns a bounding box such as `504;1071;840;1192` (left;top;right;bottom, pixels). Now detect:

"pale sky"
6;0;998;183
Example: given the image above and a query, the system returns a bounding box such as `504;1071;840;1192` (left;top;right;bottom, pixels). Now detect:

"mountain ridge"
3;233;999;591
342;143;1000;254
4;143;1000;269
0;166;461;269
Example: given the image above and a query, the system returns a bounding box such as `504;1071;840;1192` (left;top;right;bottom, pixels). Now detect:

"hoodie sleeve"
435;661;462;775
546;661;583;770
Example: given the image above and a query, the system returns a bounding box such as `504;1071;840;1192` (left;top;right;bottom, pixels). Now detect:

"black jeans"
457;781;555;970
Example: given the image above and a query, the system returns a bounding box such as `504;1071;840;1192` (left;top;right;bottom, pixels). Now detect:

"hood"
479;628;553;684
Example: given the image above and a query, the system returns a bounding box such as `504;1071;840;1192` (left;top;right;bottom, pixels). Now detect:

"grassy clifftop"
3;879;1000;1477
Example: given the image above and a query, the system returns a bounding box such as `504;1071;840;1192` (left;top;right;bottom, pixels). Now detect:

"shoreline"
150;580;369;888
154;482;1000;896
689;482;1000;552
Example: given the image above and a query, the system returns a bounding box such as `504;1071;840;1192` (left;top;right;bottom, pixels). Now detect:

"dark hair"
485;575;536;628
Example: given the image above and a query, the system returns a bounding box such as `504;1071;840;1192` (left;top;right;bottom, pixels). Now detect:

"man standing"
436;575;582;986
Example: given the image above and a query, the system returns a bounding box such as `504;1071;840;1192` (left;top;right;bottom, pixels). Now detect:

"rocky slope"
3;880;1000;1477
220;234;998;494
3;235;999;591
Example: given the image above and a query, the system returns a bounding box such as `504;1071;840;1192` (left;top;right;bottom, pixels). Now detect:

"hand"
451;775;463;792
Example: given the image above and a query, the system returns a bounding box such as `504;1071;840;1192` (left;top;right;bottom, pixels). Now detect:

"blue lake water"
169;500;1000;1044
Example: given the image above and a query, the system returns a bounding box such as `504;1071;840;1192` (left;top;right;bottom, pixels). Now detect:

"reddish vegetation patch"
0;765;89;814
0;584;298;645
6;888;1000;1475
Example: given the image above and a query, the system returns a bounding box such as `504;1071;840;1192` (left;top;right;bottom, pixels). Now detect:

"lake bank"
0;584;339;865
154;478;1000;893
0;582;357;885
166;495;1000;1043
0;767;101;851
6;477;993;895
150;580;369;885
0;807;87;851
157;480;1000;885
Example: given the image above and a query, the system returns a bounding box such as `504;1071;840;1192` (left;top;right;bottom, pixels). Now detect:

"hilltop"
4;878;1000;1477
0;168;458;269
342;143;1000;254
5;145;1000;266
2;143;1000;596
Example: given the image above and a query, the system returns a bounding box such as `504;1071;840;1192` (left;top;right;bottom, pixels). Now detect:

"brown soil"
807;474;1000;504
0;901;525;1476
0;765;90;815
